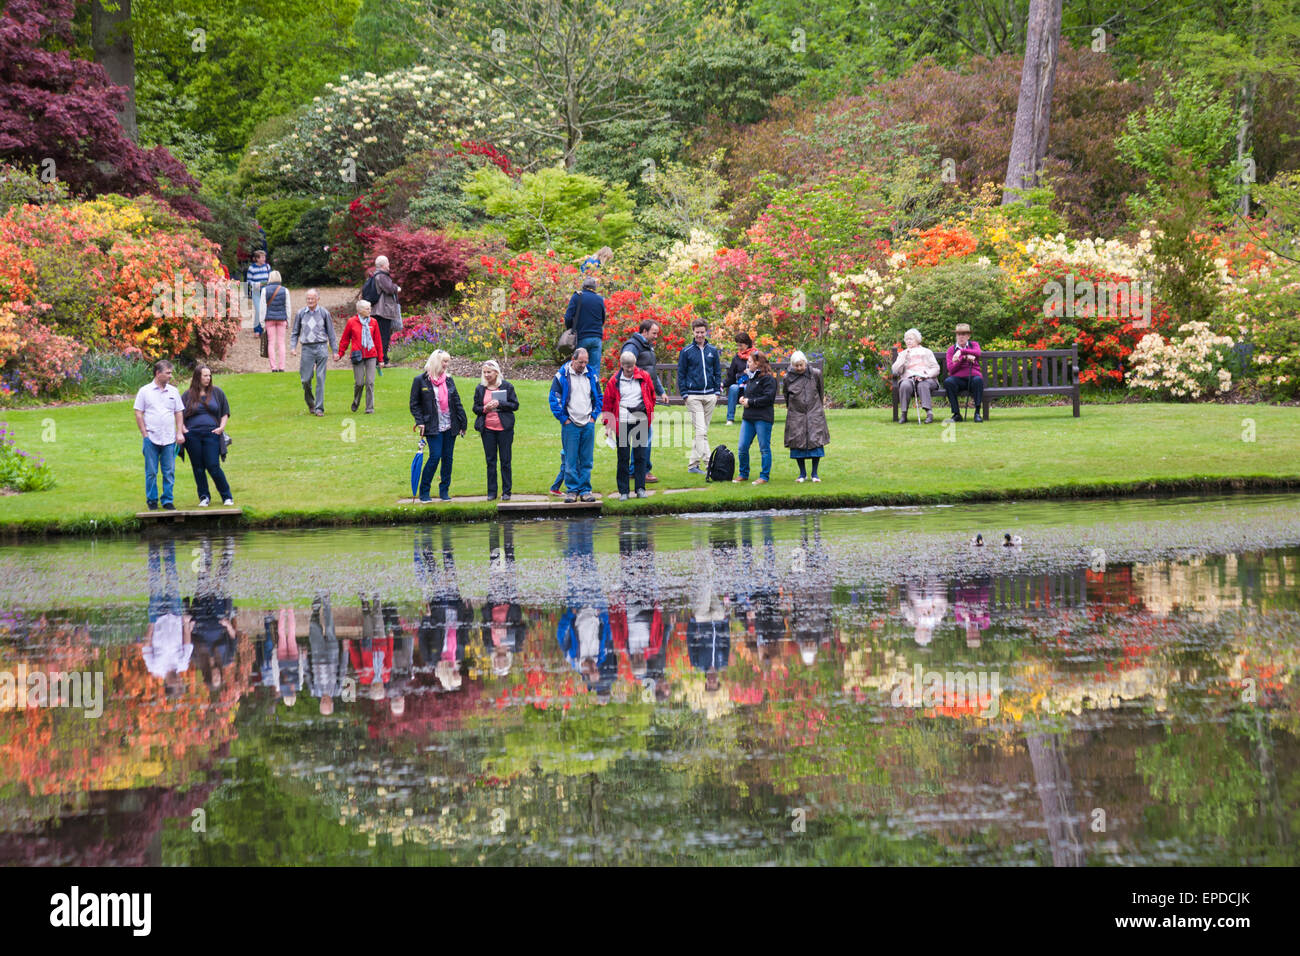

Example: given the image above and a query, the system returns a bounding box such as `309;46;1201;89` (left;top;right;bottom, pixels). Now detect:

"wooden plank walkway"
136;506;243;523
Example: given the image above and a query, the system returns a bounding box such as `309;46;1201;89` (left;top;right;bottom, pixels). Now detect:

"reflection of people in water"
186;535;236;691
786;515;832;666
416;525;471;692
902;581;949;647
353;592;395;703
143;539;191;697
734;516;783;667
687;531;730;694
481;523;525;678
558;518;613;701
954;576;991;648
306;592;343;714
611;517;664;694
276;606;301;706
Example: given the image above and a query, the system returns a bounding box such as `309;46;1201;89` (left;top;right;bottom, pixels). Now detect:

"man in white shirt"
132;360;185;510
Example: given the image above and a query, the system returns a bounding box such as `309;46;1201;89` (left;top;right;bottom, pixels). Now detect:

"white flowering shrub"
242;66;557;195
1128;322;1236;399
1022;232;1155;278
662;229;719;274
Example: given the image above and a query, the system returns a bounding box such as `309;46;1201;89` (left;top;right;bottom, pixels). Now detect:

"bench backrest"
979;349;1077;388
655;357;825;399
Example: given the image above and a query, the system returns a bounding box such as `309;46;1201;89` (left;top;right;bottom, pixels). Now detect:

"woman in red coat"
336;299;385;413
600;350;656;499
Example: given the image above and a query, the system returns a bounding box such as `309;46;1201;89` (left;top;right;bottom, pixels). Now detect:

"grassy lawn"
2;370;1299;533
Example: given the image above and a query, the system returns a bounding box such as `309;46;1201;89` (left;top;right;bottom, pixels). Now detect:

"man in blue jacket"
548;348;603;502
676;317;724;475
564;276;606;371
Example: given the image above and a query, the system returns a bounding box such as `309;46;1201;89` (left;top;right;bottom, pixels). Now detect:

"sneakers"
147;501;159;511
636;489;648;499
198;497;210;507
948;414;963;423
549;487;565;497
501;494;511;502
579;493;596;502
973;412;983;423
419;495;433;503
752;478;768;485
687;465;704;475
811;476;822;483
795;477;805;483
564;494;578;503
487;494;498;501
439;494;451;501
162;503;176;511
619;493;629;501
223;499;234;506
732;478;744;483
723;420;734;426
645;474;659;483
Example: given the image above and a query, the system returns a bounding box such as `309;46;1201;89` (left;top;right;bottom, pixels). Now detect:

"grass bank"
2;371;1299;535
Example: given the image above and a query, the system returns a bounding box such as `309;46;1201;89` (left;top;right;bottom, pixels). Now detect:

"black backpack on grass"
706;444;735;482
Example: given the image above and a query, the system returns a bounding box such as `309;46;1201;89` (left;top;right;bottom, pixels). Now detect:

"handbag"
259;330;269;358
557;327;576;355
351;349;364;365
220;432;232;460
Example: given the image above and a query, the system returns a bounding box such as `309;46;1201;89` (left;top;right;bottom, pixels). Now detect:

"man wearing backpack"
366;256;402;367
676;317;723;476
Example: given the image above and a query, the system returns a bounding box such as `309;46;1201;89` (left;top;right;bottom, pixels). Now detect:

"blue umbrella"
410;435;425;498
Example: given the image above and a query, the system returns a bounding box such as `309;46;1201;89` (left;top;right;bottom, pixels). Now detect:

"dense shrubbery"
0;195;237;400
367;226;476;304
0;422;54;491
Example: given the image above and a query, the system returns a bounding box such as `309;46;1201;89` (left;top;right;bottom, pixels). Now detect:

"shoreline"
4;474;1299;539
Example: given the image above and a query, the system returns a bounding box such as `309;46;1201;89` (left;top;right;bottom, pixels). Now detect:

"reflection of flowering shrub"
1128;322;1235;399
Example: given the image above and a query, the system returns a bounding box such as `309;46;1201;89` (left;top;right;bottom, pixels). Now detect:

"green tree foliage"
463;166;636;257
1116;75;1239;219
648;25;805;126
132;0;361;163
890;262;1014;347
639;150;729;241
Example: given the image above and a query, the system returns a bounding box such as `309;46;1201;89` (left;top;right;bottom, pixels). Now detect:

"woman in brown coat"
782;350;829;482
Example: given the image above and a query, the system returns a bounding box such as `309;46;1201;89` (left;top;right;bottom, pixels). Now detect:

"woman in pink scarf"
409;349;467;502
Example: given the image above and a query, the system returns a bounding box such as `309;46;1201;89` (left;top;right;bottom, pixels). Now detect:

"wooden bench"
891;346;1080;420
654;358;825;406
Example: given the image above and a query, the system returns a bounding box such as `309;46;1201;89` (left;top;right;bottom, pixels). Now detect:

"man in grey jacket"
291;289;336;417
371;255;402;367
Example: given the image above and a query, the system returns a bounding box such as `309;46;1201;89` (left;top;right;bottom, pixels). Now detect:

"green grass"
1;371;1299;534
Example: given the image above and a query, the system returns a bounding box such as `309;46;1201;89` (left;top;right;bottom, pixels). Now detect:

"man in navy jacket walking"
676;317;724;475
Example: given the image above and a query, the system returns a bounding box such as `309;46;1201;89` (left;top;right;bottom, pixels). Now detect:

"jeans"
300;343;328;411
737;419;772;480
481;427;513;497
143;438;178;506
561;421;595;495
726;379;748;421
186;430;232;503
626;422;655;476
147;541;181;621
684;394;718;466
943;375;984;418
418;428;457;499
576;335;603;374
249;281;265;331
552;453;566;492
616;413;649;494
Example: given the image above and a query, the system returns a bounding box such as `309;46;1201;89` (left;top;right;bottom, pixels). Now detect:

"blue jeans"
726;379;748;422
418;428;456;499
576;335;603;374
737;419;772;480
561;421;595;495
147;541;181;621
143;438;178;506
552;452;565;492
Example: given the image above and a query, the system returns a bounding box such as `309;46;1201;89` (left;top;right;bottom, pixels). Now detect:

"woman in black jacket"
180;365;233;506
735;352;777;484
409;349;468;502
471;359;520;501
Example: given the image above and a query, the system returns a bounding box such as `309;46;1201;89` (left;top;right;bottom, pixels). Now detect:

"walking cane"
912;378;922;425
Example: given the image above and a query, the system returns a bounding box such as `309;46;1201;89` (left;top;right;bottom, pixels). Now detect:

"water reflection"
1;519;1297;866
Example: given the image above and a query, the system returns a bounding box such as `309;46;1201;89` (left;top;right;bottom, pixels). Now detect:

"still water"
1;495;1297;865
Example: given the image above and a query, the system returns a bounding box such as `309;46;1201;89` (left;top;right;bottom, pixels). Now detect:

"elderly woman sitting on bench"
891;328;941;424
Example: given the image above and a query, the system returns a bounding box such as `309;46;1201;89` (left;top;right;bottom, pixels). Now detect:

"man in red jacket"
601;351;656;499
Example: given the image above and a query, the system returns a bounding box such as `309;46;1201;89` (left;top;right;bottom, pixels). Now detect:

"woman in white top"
891;328;941;424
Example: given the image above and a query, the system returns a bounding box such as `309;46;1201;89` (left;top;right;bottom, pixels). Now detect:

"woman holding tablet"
472;359;520;501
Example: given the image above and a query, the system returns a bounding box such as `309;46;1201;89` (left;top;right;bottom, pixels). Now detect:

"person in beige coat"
892;328;941;424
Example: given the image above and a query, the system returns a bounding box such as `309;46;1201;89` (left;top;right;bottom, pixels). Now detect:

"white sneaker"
198;498;209;507
223;498;234;506
619;493;629;500
795;477;805;483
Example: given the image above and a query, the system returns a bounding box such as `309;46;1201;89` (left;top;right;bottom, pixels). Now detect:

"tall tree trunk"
1236;0;1262;218
91;0;136;143
1027;731;1085;867
1002;0;1062;204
